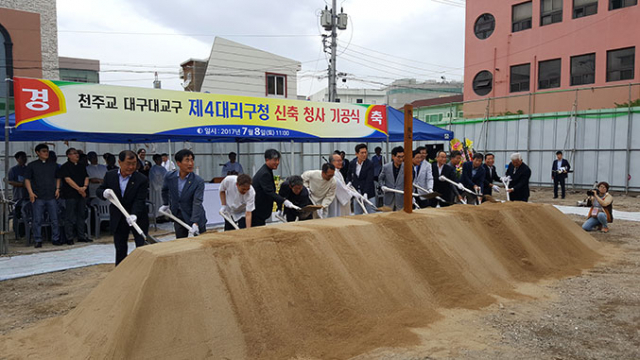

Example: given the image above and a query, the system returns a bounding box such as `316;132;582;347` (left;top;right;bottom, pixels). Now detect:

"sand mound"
0;202;602;359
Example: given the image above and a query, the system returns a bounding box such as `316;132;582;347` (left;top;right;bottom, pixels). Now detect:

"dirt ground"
0;191;639;359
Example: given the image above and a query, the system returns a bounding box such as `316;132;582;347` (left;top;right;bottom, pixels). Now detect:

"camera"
586;190;595;196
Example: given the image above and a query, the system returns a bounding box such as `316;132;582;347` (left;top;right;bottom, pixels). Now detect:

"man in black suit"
461;153;486;204
97;150;149;266
552;150;571;199
347;143;376;214
483;153;502;196
430;150;457;207
505;153;531;202
252;149;298;227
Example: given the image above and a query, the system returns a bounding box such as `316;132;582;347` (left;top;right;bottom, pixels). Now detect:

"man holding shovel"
97;150;149;265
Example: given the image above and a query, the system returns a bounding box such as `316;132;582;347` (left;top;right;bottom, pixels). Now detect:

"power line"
58;29;321;38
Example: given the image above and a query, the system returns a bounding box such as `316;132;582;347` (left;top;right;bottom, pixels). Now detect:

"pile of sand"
0;202;601;359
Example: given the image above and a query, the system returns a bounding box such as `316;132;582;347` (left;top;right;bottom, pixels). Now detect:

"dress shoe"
34;242;42;248
52;241;63;246
553;196;558;199
78;238;92;243
66;240;74;245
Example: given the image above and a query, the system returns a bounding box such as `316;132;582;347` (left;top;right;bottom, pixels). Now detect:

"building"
411;94;464;124
0;1;59;100
197;37;301;98
308;87;386;104
59;57;100;83
179;58;208;92
386;79;463;109
465;0;639;116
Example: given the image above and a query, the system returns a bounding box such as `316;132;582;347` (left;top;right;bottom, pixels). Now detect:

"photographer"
582;182;613;233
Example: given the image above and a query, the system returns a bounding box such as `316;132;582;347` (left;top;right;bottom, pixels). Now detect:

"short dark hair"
229;152;237;157
152;154;162;163
106;153;116;164
450;150;462;158
597;181;610;191
118;150;137;162
137;148;146;154
264;149;281;160
322;163;336;173
236;174;252;186
355;143;367;154
175;149;194;162
161;153;168;157
416;146;426;153
556;151;563;155
287;175;303;187
35;143;49;153
14;151;26;159
375;146;382;152
412;149;421;158
87;151;98;159
485;153;494;159
392;146;404;157
473;153;484;161
65;148;77;156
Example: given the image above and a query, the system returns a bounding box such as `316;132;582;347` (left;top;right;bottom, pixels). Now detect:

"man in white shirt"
221;152;244;176
219;174;255;230
327;153;352;217
412;147;434;208
86;151;107;200
161;153;176;172
302;163;337;219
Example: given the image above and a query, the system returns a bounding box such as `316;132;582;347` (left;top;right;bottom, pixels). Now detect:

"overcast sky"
57;0;465;96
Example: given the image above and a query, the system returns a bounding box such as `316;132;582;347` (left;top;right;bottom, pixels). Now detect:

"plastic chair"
21;202;52;246
91;199;112;239
146;200;157;231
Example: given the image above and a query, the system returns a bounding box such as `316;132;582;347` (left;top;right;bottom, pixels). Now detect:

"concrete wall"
308;88;386;104
0;0;59;80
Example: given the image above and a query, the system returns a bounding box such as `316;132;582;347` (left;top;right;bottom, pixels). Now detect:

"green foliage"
615;98;640;108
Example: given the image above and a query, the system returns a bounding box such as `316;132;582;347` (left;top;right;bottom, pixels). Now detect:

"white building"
197;37;301;99
308;87;386;104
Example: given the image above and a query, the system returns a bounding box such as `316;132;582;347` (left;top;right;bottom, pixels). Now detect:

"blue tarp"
0;107;453;143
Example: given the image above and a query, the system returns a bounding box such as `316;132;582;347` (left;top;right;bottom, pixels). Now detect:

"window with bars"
609;0;637;10
474;13;496;39
607;47;635;82
574;0;598;18
513;1;533;32
538;59;562;89
570;53;596;86
510;64;531;93
541;0;563;25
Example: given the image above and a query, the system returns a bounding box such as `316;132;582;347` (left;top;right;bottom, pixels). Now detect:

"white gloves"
126;214;137;226
158;205;170;214
103;188;116;200
316;209;324;219
492;185;500;193
283;200;301;210
456;183;464;190
220;205;228;214
190;223;200;236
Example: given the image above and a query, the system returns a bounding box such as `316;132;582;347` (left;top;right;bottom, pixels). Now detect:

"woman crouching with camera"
582;182;613;233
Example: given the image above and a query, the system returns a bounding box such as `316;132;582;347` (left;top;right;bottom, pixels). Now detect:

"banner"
13;78;388;141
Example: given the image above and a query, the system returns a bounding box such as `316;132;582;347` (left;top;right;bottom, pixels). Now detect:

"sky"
56;0;466;96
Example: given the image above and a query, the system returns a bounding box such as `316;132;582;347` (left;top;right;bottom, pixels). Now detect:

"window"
607;47;635;81
541;0;563;25
438;114;444;122
513;2;533;32
266;73;286;96
473;71;493;96
429;114;439;123
474;13;496;39
510;64;531;92
538;59;562;89
356;98;364;104
335;98;341;103
570;53;596;86
609;0;637;10
574;0;598;18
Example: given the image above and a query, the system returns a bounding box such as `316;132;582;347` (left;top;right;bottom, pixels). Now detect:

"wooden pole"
403;104;413;214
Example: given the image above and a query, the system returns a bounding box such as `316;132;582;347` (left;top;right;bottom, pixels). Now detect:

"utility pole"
321;1;347;103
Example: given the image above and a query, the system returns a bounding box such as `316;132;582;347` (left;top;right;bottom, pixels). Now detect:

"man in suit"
378;146;405;211
97;150;149;266
505;153;531;202
347;143;376;214
552;150;571;199
252;149;298;227
412;147;434;208
159;149;206;238
431;150;458;207
483;153;502;196
461;153;486;205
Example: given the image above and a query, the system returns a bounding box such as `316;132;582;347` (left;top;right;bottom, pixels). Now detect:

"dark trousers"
224;217;247;231
251;216;267;227
114;219;145;266
554;176;566;198
64;197;87;242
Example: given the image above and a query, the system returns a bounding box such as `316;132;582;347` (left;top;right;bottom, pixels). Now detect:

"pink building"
464;0;639;117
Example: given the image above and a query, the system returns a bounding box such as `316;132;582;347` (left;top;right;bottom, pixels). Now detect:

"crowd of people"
8;142;611;264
